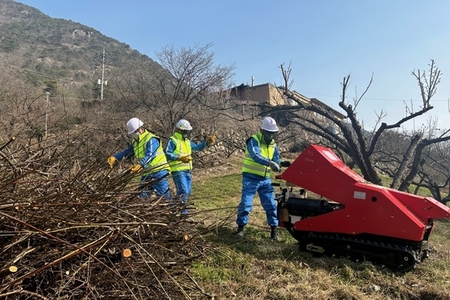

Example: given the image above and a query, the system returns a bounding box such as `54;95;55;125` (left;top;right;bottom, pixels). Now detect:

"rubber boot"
270;226;279;240
235;226;245;238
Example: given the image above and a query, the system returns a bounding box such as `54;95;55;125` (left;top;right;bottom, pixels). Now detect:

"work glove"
129;164;143;174
206;135;217;146
269;161;281;172
107;156;117;168
178;155;191;163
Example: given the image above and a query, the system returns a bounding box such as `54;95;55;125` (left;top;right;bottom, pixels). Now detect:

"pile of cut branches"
0;132;214;300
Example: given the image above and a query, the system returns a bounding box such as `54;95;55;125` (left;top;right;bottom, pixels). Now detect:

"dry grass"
189;162;450;300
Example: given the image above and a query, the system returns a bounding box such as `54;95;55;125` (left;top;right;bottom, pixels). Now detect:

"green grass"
378;172;435;197
191;173;242;209
187;167;450;300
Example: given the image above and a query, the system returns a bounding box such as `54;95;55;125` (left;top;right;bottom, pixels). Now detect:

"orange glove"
129;164;143;174
107;156;117;168
178;156;191;163
206;135;217;146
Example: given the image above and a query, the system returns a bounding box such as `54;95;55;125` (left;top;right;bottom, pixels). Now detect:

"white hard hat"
175;119;192;130
260;117;279;132
126;117;144;134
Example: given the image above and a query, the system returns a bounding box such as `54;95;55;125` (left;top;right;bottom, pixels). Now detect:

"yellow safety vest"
242;132;276;177
132;130;169;173
168;132;192;172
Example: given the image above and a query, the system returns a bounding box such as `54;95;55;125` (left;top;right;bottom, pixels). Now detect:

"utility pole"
97;47;107;100
45;91;49;138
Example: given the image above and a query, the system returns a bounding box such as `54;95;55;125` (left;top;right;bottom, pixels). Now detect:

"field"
187;164;450;300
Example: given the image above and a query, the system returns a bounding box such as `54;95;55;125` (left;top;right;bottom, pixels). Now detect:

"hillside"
0;0;164;97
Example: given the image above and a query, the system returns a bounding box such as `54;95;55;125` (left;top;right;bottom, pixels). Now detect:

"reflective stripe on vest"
168;132;192;172
132;130;169;173
242;132;276;177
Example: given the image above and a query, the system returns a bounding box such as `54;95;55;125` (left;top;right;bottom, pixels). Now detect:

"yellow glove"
178;156;191;163
107;156;117;168
130;164;143;174
206;135;217;146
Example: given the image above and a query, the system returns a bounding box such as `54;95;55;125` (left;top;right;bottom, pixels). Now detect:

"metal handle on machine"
280;161;291;168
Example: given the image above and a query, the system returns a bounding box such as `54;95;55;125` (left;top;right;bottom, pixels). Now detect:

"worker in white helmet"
235;116;282;240
165;119;216;214
107;117;171;199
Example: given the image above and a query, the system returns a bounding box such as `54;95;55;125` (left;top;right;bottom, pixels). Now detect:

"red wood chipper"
275;144;450;271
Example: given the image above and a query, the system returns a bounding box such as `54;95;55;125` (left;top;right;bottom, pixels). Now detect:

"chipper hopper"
275;144;450;271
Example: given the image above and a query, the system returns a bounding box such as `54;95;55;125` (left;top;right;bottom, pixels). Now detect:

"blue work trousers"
236;173;278;227
172;170;192;214
140;169;170;199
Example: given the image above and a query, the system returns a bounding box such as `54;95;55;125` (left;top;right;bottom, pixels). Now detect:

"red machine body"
275;144;450;271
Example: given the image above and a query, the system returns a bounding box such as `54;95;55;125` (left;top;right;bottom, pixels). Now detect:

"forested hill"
0;0;165;96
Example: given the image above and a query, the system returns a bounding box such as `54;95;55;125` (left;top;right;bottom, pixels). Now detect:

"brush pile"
0;131;214;299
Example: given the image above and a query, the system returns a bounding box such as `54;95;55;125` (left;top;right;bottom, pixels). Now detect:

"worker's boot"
235;226;245;238
270;226;279;240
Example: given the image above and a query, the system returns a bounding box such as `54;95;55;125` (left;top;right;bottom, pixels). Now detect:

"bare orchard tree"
280;62;294;92
259;60;450;196
0;70;46;145
147;43;235;138
107;44;234;139
412;138;450;201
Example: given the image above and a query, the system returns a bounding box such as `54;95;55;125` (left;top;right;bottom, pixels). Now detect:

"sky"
15;0;450;131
